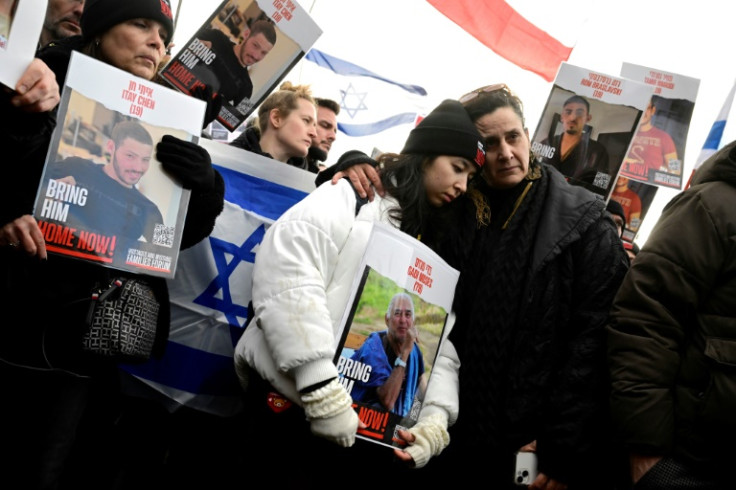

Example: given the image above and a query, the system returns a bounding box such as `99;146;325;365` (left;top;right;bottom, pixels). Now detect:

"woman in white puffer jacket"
234;99;485;483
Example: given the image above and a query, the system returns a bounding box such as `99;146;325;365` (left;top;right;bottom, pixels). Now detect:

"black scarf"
447;168;550;450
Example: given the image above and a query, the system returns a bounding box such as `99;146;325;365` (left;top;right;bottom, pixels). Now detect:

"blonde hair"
258;81;315;134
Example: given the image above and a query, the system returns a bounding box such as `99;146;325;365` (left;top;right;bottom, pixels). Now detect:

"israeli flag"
120;139;315;416
694;79;736;169
303;49;428;137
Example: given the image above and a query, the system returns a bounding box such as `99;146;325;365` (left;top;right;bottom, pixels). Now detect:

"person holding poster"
405;84;629;488
349;292;427;417
234;99;485;483
0;1;225;488
189;19;277;107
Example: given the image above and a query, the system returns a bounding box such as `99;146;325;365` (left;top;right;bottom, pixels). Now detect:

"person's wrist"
394;357;407;368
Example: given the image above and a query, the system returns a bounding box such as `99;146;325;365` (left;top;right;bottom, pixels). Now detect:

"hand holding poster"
334;222;459;449
0;0;46;89
531;62;654;199
32;52;205;278
160;0;322;131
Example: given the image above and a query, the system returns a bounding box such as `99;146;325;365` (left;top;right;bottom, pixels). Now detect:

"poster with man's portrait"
333;222;458;449
618;63;700;190
531;62;654;200
160;0;322;131
32;52;205;278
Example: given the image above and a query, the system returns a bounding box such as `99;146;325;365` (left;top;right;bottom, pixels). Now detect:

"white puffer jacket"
233;179;459;427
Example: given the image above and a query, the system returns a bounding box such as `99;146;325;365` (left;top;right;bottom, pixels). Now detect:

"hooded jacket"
608;139;736;471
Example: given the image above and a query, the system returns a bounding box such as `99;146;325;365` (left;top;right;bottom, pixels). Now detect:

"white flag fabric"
302;49;428;137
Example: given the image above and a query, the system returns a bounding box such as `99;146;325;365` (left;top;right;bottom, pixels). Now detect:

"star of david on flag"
303;49;428;137
120;140;316;416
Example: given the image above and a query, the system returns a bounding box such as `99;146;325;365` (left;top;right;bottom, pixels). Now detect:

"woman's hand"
1;215;47;259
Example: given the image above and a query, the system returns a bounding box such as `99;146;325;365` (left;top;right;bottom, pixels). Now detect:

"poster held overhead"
159;0;322;131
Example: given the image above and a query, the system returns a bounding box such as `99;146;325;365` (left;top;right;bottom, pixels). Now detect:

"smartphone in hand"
514;451;538;486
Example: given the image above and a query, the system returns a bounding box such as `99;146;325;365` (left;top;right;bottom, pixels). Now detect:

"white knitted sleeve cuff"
301;378;353;420
404;412;450;468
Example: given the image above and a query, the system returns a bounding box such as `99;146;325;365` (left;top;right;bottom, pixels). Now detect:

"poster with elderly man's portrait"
333;222;458;449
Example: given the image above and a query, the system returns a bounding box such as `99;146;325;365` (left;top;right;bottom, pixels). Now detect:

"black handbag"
82;277;160;362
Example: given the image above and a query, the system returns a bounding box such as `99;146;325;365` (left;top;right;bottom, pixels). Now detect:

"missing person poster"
32;52;206;278
618;63;700;190
334;222;459;449
0;0;46;89
531;62;654;200
159;0;322;131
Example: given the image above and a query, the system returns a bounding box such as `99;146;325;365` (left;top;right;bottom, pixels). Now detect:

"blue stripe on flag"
305;49;427;96
702;120;726;150
215;164;309;220
122;338;242;397
338;113;418;137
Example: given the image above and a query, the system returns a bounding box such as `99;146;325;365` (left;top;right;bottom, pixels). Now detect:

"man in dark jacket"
608;140;736;489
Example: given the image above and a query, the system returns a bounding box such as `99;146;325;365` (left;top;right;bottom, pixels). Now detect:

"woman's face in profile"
99;18;168;80
473;106;530;189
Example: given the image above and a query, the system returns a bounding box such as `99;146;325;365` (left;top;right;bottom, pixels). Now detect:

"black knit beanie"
81;0;174;45
606;199;626;224
402;99;485;168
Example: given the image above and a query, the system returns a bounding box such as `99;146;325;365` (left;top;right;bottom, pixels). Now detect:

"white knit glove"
403;412;450;468
301;378;359;447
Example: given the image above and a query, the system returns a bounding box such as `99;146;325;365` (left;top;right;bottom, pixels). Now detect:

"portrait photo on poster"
531;86;642;199
160;0;322;131
33;90;190;275
335;265;449;449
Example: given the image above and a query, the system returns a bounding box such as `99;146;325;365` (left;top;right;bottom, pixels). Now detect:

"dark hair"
377;152;445;242
462;87;526;128
111;120;153;147
315;97;340;116
248;19;277;45
563;94;590;112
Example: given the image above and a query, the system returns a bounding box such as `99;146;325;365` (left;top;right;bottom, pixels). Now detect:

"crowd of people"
1;1;733;490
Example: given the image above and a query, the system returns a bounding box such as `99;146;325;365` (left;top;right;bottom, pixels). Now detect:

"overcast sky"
172;0;736;245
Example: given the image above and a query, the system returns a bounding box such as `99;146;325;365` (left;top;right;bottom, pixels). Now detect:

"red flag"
427;0;573;82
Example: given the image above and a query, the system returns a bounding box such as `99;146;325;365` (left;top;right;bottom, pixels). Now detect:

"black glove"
189;84;224;129
157;135;215;191
314;149;378;187
308;145;328;163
